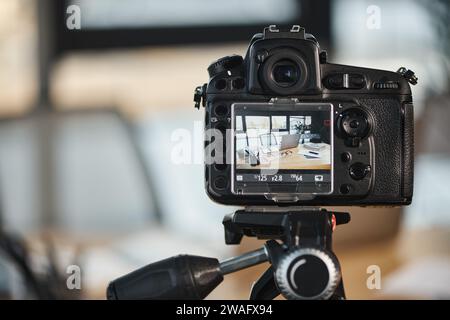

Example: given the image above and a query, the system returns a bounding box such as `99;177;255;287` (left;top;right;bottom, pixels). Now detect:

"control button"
214;104;228;117
214;78;227;90
337;108;370;139
214;176;228;189
232;78;245;89
339;184;352;194
340;152;352;163
349;163;371;180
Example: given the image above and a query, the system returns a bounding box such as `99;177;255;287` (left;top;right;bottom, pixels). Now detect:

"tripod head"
107;208;350;300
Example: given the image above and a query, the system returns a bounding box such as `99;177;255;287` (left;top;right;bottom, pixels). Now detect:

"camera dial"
275;248;341;300
208;55;243;78
337;108;370;139
349;162;371;180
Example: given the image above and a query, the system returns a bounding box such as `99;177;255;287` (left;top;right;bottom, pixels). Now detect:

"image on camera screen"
231;103;333;195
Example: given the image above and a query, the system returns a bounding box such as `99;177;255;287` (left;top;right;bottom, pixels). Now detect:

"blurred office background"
0;0;449;299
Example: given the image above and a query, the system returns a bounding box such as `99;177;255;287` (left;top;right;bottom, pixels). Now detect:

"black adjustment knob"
275;248;341;300
207;55;243;78
349;162;371;180
337;108;370;140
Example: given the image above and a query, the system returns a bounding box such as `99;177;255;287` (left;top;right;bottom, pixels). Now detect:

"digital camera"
194;25;417;206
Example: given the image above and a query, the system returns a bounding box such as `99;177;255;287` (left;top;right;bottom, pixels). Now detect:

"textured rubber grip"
107;255;222;300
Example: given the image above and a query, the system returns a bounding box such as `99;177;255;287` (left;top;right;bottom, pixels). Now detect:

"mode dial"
207;55;243;78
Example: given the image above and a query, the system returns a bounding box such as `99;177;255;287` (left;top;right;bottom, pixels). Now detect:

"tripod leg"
249;267;279;300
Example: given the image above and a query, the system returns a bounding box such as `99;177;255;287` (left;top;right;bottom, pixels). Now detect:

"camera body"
198;26;415;206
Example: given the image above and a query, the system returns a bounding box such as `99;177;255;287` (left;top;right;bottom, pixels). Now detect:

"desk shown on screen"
237;143;331;170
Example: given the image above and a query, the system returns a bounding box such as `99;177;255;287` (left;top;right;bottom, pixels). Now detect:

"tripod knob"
275;248;341;300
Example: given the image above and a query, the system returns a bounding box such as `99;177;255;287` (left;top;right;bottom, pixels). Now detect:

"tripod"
107;208;350;300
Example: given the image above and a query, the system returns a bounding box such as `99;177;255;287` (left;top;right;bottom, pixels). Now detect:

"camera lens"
271;60;300;87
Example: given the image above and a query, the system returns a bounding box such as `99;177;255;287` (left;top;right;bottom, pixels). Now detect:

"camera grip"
402;103;414;199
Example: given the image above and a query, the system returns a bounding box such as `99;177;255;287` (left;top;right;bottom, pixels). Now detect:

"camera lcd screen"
231;103;333;195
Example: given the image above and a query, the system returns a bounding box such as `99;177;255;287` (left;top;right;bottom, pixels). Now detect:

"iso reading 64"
176;304;273;317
